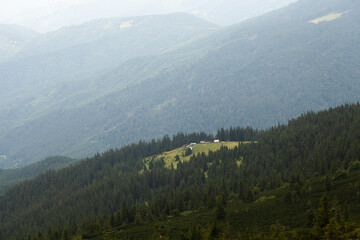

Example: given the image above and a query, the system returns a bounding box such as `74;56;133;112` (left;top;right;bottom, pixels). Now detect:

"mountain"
11;0;296;33
1;0;359;168
0;13;218;108
16;12;219;59
192;0;298;26
0;103;360;239
0;24;38;63
0;156;78;194
0;13;219;167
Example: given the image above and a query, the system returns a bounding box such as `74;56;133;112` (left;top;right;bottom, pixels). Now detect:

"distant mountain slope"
0;13;218;127
0;13;218;95
0;24;38;63
193;0;298;26
0;13;219;167
0;156;78;194
8;0;296;33
1;0;360;167
19;13;218;57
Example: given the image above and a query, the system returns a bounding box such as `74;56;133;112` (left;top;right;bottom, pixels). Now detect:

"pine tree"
190;225;202;240
313;194;333;238
215;201;226;221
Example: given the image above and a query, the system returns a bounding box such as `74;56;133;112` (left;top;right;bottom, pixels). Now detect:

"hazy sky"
0;0;297;32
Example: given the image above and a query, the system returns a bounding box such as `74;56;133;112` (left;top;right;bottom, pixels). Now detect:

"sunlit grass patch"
255;195;276;203
309;11;350;24
143;142;242;170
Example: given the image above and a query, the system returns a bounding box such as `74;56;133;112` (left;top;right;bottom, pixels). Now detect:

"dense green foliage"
215;127;259;142
0;156;78;194
0;131;226;238
1;103;360;239
1;0;360;167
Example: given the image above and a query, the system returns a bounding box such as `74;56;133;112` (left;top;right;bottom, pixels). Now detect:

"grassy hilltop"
144;141;241;169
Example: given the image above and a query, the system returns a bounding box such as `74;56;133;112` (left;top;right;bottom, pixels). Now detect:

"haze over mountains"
0;14;219;167
0;0;296;33
1;0;360;168
0;13;218;127
2;1;360;239
0;24;38;63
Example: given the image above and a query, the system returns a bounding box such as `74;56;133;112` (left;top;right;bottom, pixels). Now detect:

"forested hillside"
1;103;360;239
1;0;359;167
0;156;78;194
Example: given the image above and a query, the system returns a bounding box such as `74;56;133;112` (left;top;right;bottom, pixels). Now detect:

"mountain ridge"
1;0;360;167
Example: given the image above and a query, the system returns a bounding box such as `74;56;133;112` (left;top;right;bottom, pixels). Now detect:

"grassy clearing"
255;195;276;203
309;11;350;24
144;142;243;169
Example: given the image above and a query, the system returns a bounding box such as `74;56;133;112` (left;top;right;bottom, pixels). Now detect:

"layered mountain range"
0;0;359;167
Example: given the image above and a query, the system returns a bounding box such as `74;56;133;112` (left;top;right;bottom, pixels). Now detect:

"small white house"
214;139;220;143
